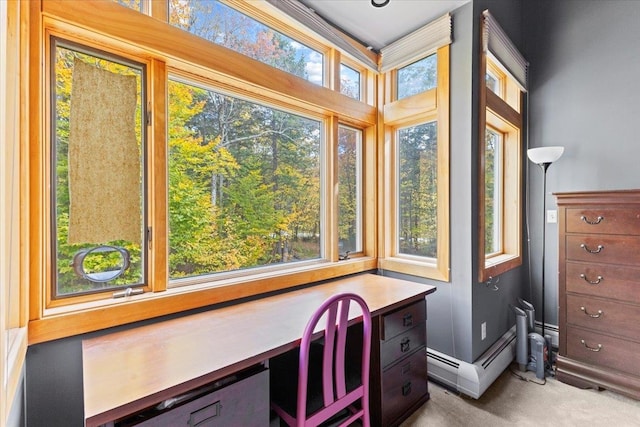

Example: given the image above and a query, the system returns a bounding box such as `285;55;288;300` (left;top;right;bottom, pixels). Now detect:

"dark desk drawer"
566;294;640;340
381;300;426;340
566;326;640;377
381;348;428;426
380;322;426;369
132;369;268;427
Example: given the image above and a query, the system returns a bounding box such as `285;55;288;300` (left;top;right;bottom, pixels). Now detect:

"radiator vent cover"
427;325;517;398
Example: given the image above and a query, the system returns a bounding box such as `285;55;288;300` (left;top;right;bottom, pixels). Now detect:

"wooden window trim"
378;45;450;282
478;55;523;283
27;0;380;344
2;0;29;422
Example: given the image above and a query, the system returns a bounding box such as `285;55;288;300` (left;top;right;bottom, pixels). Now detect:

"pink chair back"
293;292;372;427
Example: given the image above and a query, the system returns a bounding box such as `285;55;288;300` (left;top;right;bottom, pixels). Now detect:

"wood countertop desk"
82;274;437;426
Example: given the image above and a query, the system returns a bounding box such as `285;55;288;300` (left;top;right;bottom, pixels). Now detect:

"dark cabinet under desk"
369;299;429;427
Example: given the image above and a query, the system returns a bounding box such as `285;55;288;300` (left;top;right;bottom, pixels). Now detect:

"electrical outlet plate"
481;322;486;340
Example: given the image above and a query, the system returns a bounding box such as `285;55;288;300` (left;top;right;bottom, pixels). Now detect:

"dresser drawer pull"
402;381;412;396
579;273;603;285
580;243;604;254
580;306;603;318
403;313;413;327
580;340;603;352
400;337;411;353
580;215;604;225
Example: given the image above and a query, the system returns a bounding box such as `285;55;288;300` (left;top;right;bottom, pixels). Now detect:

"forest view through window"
484;128;502;255
168;79;321;280
398;121;438;258
397;54;437;100
338;125;362;255
169;0;323;86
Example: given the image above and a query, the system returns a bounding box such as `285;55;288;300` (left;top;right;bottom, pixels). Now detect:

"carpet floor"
401;364;640;426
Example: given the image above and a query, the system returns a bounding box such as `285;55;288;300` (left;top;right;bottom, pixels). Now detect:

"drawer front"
566;326;640;377
381;300;426;340
135;370;269;427
566;294;640;339
381;348;428;427
380;323;426;369
566;208;640;235
566;262;640;304
565;235;640;266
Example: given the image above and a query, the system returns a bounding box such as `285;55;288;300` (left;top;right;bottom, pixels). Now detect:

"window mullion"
148;58;168;292
327;116;339;262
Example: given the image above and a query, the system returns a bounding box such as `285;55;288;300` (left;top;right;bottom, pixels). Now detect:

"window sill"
378;256;449;282
479;253;522;282
29;257;377;344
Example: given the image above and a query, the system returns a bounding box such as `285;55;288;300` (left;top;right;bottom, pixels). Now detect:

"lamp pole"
527;146;564;345
538;161;551;339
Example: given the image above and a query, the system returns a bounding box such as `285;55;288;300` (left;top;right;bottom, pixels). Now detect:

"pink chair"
270;293;372;427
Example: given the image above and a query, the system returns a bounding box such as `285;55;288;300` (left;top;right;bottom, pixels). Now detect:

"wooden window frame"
27;0;378;344
378;45;450;282
1;0;29;423
478;55;523;283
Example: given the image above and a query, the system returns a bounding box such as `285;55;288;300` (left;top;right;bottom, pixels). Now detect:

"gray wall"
523;0;640;328
384;0;528;364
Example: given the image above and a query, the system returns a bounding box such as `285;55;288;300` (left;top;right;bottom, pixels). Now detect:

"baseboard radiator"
427;325;517;399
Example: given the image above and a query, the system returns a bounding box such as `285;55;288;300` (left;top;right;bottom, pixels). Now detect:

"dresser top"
555;189;640;205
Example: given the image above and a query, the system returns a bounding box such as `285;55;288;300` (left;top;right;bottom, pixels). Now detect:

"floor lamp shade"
527;146;564;165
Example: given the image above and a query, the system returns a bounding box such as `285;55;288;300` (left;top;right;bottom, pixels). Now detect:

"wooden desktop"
82;273;436;426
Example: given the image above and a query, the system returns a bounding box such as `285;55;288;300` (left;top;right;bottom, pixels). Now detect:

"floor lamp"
527;146;564;340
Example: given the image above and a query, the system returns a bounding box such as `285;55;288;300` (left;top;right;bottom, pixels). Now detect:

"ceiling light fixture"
371;0;390;7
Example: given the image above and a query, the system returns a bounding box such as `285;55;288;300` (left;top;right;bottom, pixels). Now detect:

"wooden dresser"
556;190;640;400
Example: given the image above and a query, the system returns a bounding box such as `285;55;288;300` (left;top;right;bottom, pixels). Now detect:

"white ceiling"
298;0;470;51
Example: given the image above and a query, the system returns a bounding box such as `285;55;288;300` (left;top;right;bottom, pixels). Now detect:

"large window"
31;0;375;341
168;79;322;282
478;53;524;282
376;14;451;281
379;44;450;281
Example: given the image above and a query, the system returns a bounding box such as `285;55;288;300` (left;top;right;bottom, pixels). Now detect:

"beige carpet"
402;364;640;426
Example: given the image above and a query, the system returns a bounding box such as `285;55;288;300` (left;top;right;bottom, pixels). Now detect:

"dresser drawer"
381;299;426;340
380;322;426;369
381;348;428;426
566;208;640;235
566;294;640;339
566;262;640;304
565;235;640;266
566;326;640;377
